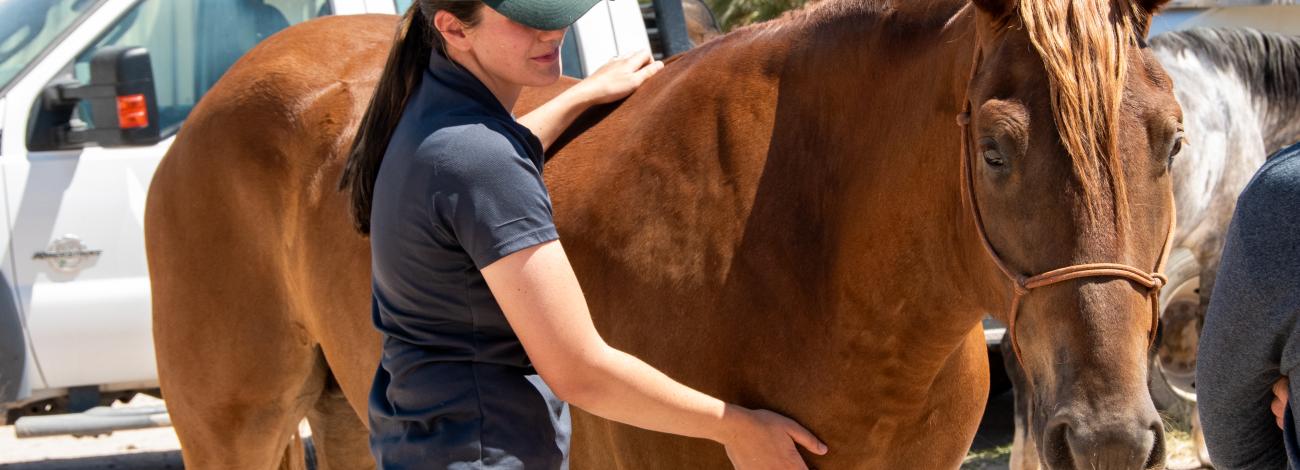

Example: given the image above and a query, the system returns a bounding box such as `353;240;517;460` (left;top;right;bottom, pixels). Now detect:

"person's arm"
518;50;664;151
1198;151;1300;469
482;240;828;469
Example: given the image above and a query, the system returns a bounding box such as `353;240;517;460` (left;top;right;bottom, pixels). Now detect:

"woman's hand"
1272;376;1289;430
721;406;828;470
518;50;664;151
572;50;665;106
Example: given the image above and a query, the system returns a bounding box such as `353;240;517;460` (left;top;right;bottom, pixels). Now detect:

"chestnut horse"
145;0;1182;468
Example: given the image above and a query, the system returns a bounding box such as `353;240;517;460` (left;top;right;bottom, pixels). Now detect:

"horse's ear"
1137;0;1174;14
1133;0;1173;37
970;0;1014;19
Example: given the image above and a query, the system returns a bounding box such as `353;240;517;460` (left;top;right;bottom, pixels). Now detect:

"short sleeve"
424;124;559;269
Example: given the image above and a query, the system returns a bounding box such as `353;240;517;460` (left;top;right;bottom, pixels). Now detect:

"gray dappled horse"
1007;27;1300;470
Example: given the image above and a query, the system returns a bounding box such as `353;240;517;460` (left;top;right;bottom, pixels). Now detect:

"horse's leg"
878;326;990;469
296;274;381;470
154;279;327;469
1003;331;1041;470
305;371;375;470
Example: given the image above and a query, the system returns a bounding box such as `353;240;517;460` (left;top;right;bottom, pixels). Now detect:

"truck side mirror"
29;46;162;151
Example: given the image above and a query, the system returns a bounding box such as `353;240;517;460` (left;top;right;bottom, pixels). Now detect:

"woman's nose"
538;27;566;42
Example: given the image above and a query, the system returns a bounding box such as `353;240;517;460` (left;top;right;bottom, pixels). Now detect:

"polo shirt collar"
427;49;515;122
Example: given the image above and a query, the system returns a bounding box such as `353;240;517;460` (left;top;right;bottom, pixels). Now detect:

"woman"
339;1;828;468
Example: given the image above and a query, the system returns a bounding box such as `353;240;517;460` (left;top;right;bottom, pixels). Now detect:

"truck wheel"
1149;249;1201;428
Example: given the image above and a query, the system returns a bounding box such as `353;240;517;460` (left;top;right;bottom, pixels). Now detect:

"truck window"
71;0;333;136
0;0;97;95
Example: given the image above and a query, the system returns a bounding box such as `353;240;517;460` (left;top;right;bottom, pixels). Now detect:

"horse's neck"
1159;33;1300;238
795;4;1009;365
1188;30;1300;154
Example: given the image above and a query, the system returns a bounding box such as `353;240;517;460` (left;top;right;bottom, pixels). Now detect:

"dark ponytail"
339;0;482;235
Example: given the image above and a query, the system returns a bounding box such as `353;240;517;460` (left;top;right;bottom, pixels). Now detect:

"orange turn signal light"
116;94;149;129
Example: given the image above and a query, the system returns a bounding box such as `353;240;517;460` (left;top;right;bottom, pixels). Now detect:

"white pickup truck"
0;0;696;436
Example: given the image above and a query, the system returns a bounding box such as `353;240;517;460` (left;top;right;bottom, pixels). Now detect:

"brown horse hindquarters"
148;107;331;469
146;15;395;469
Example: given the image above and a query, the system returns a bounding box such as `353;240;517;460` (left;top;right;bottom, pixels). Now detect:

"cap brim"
482;0;603;31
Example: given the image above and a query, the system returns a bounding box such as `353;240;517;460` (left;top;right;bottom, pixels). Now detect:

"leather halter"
956;109;1176;364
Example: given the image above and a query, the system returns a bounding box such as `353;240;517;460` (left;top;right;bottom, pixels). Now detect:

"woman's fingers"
782;417;828;456
618;49;653;69
1273;376;1290;430
636;60;665;81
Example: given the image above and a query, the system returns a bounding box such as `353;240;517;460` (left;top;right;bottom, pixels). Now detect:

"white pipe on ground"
13;405;170;438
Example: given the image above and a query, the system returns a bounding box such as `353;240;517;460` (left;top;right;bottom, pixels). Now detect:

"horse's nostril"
1145;423;1166;469
1043;418;1074;469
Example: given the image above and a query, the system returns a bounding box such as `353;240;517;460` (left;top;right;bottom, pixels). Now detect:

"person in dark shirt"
1198;141;1300;469
339;1;829;468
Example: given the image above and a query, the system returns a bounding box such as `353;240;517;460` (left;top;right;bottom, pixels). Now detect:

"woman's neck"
447;47;523;112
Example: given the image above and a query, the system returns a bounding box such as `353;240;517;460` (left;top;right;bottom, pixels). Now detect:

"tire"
1149;249;1202;428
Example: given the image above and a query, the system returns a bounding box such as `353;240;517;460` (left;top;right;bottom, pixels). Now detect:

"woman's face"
461;7;566;87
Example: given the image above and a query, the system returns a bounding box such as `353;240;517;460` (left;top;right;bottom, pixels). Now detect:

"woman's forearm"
518;87;593;152
560;344;741;445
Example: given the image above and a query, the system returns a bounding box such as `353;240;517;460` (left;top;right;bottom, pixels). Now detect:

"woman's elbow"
535;350;609;406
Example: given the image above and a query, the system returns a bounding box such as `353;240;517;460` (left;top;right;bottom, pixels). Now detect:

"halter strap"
956;108;1176;365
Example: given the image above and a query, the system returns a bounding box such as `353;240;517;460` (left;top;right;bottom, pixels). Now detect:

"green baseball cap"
482;0;604;31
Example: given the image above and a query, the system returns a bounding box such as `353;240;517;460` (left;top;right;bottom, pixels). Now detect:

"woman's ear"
434;10;471;52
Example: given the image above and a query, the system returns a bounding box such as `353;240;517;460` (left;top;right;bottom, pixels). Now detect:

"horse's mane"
1016;0;1149;222
1151;27;1300;149
736;0;1146;220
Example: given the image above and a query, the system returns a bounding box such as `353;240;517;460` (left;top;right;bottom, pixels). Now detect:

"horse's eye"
1168;131;1185;166
980;138;1006;168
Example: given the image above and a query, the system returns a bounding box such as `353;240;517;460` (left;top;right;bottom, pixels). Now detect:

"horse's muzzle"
1042;409;1165;470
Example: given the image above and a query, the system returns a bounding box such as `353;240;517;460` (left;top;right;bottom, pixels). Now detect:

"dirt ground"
0;392;1207;469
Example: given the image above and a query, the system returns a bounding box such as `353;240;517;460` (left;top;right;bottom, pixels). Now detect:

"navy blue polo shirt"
367;49;569;469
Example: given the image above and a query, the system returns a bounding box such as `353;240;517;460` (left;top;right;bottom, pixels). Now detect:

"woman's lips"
531;50;559;63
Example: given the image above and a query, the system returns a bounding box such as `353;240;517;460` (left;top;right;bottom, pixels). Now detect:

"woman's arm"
1198;150;1300;468
518;50;664;151
482;240;827;469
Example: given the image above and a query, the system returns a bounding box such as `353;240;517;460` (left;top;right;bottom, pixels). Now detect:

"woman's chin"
523;63;562;86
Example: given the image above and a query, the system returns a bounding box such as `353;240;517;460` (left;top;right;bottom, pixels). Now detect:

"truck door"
8;0;334;393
